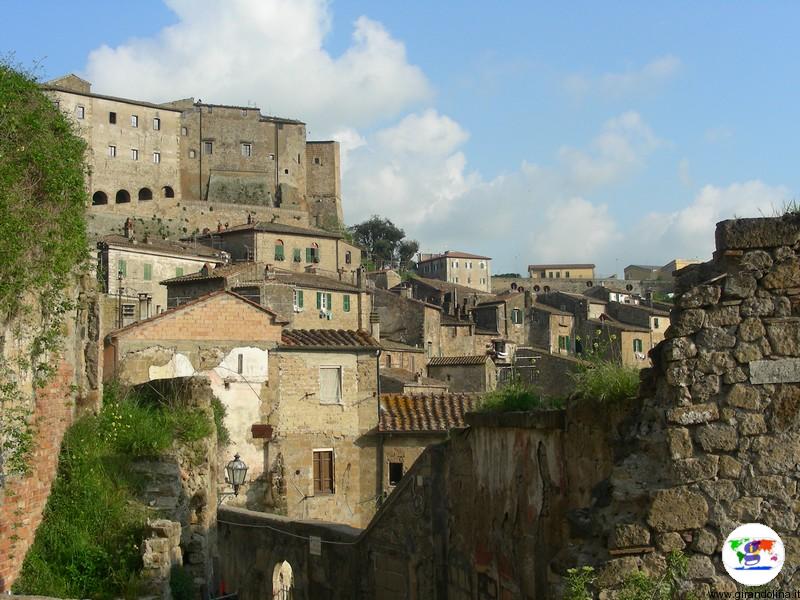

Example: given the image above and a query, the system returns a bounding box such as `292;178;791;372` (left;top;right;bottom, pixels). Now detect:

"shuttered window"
319;367;342;404
313;450;334;494
293;248;301;262
306;248;313;263
293;289;304;308
343;295;350;312
118;259;127;277
143;263;152;281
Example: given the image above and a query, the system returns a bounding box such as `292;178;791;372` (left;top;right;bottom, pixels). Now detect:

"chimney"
369;310;381;343
123;218;134;240
356;267;365;291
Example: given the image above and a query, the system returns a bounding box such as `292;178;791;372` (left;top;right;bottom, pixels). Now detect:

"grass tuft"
571;361;639;403
479;379;564;412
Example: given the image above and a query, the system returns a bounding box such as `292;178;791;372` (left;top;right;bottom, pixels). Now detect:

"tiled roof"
427;355;490;366
43;84;183;112
273;271;362;293
380;368;447;387
100;235;226;260
417;251;491;263
528;263;595;269
531;303;573;317
106;290;282;339
379;393;481;433
190;221;344;240
589;316;651;333
161;262;252;284
278;329;380;350
380;339;425;352
409;275;488;295
161;264;362;292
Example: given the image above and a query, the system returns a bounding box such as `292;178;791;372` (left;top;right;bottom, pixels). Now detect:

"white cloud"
84;0;431;132
678;158;692;187
565;55;681;98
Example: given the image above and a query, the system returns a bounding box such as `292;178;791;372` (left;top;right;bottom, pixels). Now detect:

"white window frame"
153;152;161;164
318;366;343;405
131;114;138;128
130;148;139;161
76;105;85;119
108;145;117;158
241;142;252;157
153;117;161;131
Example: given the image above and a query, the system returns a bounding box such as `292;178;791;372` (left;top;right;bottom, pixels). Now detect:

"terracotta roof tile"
427;355;490;366
100;234;227;260
379;393;481;432
279;329;380;349
417;251;491;263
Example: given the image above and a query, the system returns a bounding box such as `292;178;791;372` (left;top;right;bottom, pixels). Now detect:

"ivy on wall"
0;60;89;480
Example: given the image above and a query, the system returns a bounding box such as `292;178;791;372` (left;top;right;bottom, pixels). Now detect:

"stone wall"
492;276;673;297
574;215;800;595
0;275;101;592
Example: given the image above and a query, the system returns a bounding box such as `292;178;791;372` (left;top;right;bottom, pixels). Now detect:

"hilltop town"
3;64;800;600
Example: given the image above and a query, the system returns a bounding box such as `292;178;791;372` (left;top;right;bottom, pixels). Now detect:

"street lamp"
219;453;248;504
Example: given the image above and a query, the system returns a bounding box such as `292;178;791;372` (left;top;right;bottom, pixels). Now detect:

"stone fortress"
43;74;343;240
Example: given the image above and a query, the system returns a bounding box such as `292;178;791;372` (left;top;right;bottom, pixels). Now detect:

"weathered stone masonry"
583;215;800;595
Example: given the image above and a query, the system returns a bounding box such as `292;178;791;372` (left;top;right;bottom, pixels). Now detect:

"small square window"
131;149;139;161
189;149;196;159
181;126;188;136
153;152;161;164
314;157;320;165
269;153;275;160
241;143;252;157
76;105;85;119
131;115;138;128
108;145;117;158
388;462;404;486
241;109;248;117
204;141;213;155
153;117;161;131
109;111;117;124
284;168;289;174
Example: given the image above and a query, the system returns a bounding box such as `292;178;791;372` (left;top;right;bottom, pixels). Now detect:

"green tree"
348;215;419;270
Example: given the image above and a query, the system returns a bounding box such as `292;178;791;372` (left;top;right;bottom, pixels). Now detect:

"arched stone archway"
272;560;294;599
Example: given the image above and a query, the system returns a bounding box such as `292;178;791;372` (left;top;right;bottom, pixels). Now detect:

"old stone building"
43;75;343;237
427;355;497;393
529;302;577;355
416;251;493;292
162;262;371;330
528;263;596;279
472;289;529;346
188;220;361;280
379;368;448;394
373;288;443;360
377;393;479;495
263;329;381;528
97;220;228;330
624;258;701;280
44;74;183;209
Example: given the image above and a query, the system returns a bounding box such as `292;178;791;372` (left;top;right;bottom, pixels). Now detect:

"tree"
348;216;419;271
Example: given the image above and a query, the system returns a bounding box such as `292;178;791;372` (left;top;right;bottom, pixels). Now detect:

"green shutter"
326;293;332;309
118;259;127;277
566;336;571;352
175;266;184;277
143;263;152;281
306;248;313;263
316;248;321;262
275;244;284;260
297;290;304;308
316;292;322;309
343;295;350;312
293;248;301;262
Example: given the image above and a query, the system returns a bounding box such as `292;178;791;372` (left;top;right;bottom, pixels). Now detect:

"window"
109;111;117;124
316;292;333;310
108;145;117;158
131;115;138;128
565;271;570;278
143;263;152;281
319;367;342;404
345;251;352;264
237;354;244;374
269;153;275;160
633;339;644;353
556;272;561;278
241;143;252;157
654;318;660;329
479;261;485;269
314;157;320;165
189;149;196;159
293;289;304;310
274;240;285;261
53;100;60;110
293;248;302;262
511;308;523;324
203;141;213;155
306;245;320;263
388;462;404;486
454;277;459;283
241;109;248;117
558;335;571;352
76;105;85;119
122;304;135;318
92;191;108;205
313;450;334;494
153;117;161;131
118;259;127;277
453;261;459;268
153;152;160;164
130;148;139;160
343;295;350;312
284;168;289;174
175;266;184;277
181;126;188;136
451;327;457;338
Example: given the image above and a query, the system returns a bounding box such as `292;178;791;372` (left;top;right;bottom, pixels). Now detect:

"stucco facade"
528;263;596;279
416;251;492;292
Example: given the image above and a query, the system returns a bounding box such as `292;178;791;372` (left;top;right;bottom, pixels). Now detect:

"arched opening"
92;190;108;205
272;560;294;599
115;189;131;204
162;185;175;199
138;187;153;201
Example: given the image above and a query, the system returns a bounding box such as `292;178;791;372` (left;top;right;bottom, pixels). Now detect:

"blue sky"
4;1;799;274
